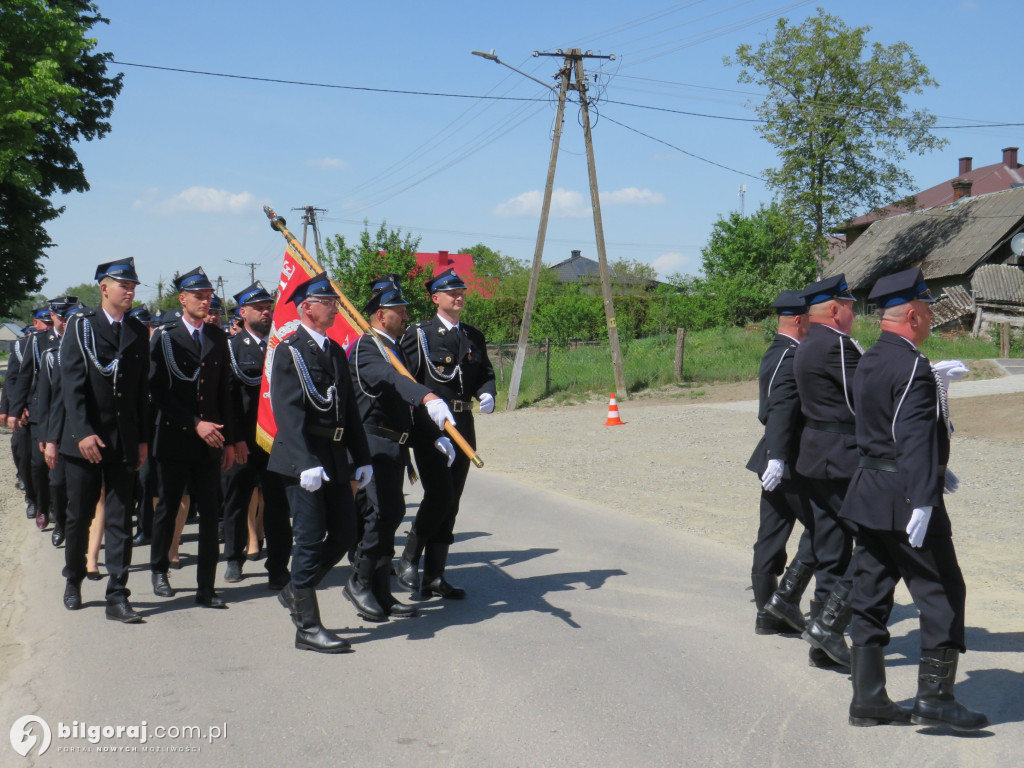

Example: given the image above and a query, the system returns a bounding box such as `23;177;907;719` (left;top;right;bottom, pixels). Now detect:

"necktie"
193;328;202;354
111;321;121;343
259;339;267;353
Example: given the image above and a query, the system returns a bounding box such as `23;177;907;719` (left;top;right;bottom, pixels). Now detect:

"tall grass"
492;317;1017;409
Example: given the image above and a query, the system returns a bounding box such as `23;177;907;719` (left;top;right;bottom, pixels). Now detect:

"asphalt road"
2;467;1021;768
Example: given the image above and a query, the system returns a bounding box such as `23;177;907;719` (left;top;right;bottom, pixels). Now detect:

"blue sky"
41;0;1022;305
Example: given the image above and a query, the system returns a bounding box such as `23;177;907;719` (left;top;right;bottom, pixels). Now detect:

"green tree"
321;220;432;322
727;8;946;276
60;281;101;308
0;0;123;315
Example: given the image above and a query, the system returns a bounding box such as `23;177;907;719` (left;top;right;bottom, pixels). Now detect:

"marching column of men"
748;269;987;731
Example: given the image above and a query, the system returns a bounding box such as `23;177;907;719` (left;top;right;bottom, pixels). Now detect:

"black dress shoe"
421;578;466;600
195;590;228;609
152;572;174;597
86;570;104;581
25;500;36;519
51;526;65;547
132;531;151;546
63;581;82;610
106;601;144;624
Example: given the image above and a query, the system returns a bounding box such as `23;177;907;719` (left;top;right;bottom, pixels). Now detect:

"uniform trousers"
805;477;857;602
135;457;157;538
152;457;222;591
29;423;52;517
848;526;966;651
13;427;33;497
355;453;407;561
62;457;134;600
223;447;291;576
752;475;816;576
282;477;357;589
409;412;475;547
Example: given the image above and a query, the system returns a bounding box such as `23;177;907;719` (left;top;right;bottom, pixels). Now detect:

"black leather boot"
278;581;301;627
293;587;351;654
910;648;989;731
396;530;422;591
421;543;465;599
849;646;911;726
372;559;417;618
807;600;839;668
765;560;812;632
343;554;387;622
752;574;788;635
804;582;852;668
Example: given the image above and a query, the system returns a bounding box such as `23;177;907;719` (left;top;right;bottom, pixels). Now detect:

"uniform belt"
447;400;473;413
858;457;947;476
805;419;855;435
365;425;408;445
308;425;345;442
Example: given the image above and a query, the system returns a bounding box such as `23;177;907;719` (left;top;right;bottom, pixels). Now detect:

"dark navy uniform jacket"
793;322;861;480
9;328;59;426
349;330;435;463
839;331;950;536
149;316;234;461
746;333;803;477
267;325;370;479
399;316;496;404
227;330;266;451
37;342;64;443
0;332;31;417
60;310;150;464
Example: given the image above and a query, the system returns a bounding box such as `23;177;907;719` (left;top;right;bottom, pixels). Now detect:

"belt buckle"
332;427;344;442
452;401;464;413
398;432;408;445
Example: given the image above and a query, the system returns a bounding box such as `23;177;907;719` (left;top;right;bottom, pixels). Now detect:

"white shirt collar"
778;332;801;345
374;329;397;344
302;323;329;350
436;314;460;332
102;307;125;325
246;328;266;344
180;314;203;334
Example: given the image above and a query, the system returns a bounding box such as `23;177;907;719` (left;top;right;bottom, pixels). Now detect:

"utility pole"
293;205;327;256
738;184;747;216
227;258;261;284
215;275;226;299
477;48;622;409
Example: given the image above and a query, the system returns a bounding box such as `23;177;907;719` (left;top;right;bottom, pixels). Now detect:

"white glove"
425;398;455;430
906;506;933;548
760;459;784;492
355;464;374;489
478;392;495;414
300;466;329;492
944;468;959;494
932;360;970;391
434;436;456;467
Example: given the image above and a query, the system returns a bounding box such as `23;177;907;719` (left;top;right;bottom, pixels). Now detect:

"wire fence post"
674;328;687;381
544;338;551;397
1001;322;1011;357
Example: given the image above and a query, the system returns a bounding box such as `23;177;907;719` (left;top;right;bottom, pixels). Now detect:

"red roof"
844;147;1023;233
415;251;492;297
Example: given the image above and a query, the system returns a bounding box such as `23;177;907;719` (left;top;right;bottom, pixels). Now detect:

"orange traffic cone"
604;393;625;426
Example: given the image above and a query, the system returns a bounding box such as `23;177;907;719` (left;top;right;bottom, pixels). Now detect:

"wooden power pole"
503;48;623;410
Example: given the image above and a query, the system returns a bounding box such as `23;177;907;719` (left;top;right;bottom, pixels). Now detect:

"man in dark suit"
840;268;987;731
149;267;240;608
58;259;150;622
397;268;496;599
793;274;861;668
1;312;48;515
221;281;292;589
746;290;815;635
345;276;455;622
269;272;373;653
9;296;75;531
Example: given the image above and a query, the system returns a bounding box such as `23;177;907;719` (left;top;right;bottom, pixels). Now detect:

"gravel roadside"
474;386;1024;631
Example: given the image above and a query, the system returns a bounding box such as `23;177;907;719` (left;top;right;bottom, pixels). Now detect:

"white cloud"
601;187;666;206
494;186;664;218
150;186;257;215
651;252;695;279
493;188;589;218
306;157;349;170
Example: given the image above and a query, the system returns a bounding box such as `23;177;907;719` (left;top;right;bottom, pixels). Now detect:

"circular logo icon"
10;715;51;757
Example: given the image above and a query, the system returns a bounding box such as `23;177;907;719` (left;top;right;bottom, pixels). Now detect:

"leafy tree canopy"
727;8;945;275
0;0;123;316
321;220;433;323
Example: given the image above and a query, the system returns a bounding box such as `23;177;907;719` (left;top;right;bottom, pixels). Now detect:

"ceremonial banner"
254;246;360;452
